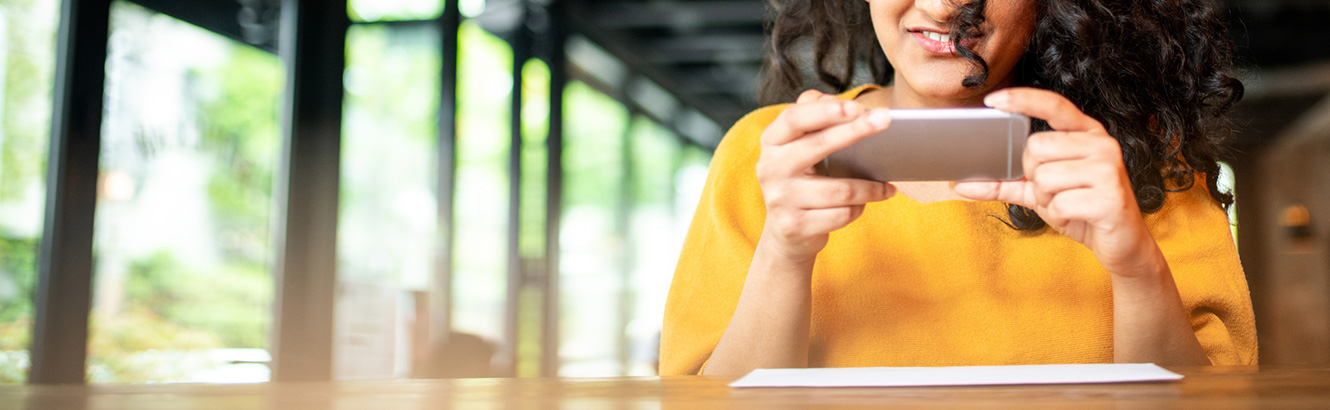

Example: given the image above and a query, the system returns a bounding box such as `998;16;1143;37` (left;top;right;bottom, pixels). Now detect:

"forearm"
1109;243;1211;365
701;238;814;376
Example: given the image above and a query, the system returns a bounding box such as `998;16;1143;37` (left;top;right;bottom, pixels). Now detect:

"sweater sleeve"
1145;175;1259;365
658;106;786;375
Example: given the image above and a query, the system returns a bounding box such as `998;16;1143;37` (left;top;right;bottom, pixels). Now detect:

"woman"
659;0;1256;376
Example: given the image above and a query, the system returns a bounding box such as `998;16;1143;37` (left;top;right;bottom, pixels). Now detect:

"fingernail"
984;91;1009;108
867;109;891;128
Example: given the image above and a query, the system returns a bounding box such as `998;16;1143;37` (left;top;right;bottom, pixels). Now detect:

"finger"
1044;188;1107;226
951;179;1037;209
1027;160;1097;207
780;109;892;169
1024;131;1105;163
797;206;867;236
762;100;867;146
984;87;1106;133
778;177;895;209
796;89;827;104
1021;131;1121;184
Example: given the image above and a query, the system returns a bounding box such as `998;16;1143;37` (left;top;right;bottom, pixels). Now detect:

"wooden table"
6;366;1330;409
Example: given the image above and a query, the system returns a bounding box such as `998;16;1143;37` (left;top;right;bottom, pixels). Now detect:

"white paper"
728;363;1183;388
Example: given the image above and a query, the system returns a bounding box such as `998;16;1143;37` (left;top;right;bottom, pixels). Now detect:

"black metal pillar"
537;0;566;378
269;0;347;382
427;0;462;377
29;0;111;385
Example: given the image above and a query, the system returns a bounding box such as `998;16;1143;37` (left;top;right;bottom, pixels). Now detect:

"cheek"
984;4;1038;65
867;1;907;42
997;1;1038;44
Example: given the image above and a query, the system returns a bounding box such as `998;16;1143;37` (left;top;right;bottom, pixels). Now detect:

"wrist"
1104;245;1169;281
1095;219;1168;278
1104;241;1174;299
757;228;825;267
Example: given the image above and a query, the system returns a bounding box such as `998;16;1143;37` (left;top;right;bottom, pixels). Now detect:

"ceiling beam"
131;0;278;52
666;64;761;96
1226;4;1330;67
1243;60;1330;100
587;1;767;30
567;11;740;127
1230;60;1330;149
639;33;767;64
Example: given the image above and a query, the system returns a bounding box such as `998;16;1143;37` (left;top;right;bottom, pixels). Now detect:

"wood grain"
4;365;1330;409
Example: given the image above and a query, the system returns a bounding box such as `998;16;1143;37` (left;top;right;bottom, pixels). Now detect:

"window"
337;21;442;380
1219;161;1238;245
348;0;443;22
451;19;512;371
559;81;628;376
88;1;283;383
0;0;59;385
557;82;714;376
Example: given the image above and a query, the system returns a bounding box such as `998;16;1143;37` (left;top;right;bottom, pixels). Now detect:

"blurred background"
0;0;1327;384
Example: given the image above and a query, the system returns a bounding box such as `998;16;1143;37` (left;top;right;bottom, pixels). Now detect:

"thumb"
952;180;1035;208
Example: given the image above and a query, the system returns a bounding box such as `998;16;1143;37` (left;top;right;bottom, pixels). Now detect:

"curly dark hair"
760;0;1242;231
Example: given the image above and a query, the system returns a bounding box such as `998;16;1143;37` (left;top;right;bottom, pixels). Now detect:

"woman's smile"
871;0;1037;107
908;29;956;54
907;28;982;55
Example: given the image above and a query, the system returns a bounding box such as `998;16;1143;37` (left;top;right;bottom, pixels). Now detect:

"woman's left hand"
952;87;1160;277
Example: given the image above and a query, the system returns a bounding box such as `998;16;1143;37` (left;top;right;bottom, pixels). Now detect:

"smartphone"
823;109;1031;182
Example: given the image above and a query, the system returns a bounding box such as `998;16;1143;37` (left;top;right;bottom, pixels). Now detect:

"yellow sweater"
659;86;1257;375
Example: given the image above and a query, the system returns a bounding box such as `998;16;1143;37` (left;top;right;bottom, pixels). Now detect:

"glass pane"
0;0;59;384
624;117;680;376
348;0;443;22
1219;161;1237;245
338;23;441;380
559;81;628;376
451;20;512;375
90;2;282;383
516;58;549;378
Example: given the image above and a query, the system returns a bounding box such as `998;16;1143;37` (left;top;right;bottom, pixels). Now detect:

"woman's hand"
757;90;896;264
952;88;1158;277
953;87;1212;365
704;89;895;375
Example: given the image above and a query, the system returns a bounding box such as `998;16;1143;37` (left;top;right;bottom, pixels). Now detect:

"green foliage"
0;237;37;324
0;0;57;385
200;45;281;265
347;0;443;23
0;0;57;202
519;59;550;258
87;309;221;383
122;251;271;350
0;237;36;382
563;81;627;208
629;117;681;204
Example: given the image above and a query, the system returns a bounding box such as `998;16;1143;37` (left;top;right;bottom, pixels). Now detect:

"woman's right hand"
756;90;897;264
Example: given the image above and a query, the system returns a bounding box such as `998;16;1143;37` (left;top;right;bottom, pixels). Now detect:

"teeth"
925;32;951;42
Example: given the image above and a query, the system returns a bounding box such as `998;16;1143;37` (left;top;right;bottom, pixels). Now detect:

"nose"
914;0;960;24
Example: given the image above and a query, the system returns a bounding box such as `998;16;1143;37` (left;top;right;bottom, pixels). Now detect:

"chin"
916;80;985;105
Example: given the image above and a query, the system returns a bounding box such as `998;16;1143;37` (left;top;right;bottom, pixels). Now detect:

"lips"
921;31;951;43
908;28;980;55
911;30;956;54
